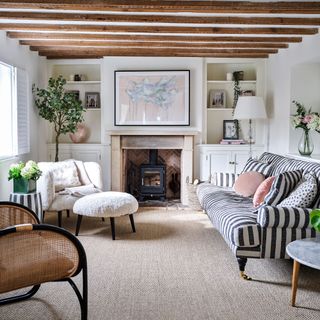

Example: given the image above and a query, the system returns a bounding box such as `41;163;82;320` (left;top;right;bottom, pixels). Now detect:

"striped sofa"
197;152;319;280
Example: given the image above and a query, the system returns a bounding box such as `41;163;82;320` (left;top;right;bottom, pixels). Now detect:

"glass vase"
298;129;314;156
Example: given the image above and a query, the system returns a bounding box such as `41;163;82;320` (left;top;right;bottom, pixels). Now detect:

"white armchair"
37;160;103;227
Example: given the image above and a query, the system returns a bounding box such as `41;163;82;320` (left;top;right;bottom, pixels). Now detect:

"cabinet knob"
229;161;235;165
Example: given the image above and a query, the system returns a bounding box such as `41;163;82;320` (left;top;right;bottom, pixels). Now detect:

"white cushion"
39;161;81;192
73;192;139;218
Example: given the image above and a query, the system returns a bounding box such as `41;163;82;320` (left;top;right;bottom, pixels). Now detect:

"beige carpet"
1;208;320;320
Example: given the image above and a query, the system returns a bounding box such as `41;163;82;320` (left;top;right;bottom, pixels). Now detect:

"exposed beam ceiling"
0;1;319;59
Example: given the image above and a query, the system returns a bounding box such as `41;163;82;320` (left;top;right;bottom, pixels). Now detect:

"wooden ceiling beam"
0;1;319;14
0;23;317;35
20;40;289;49
7;32;303;43
32;47;278;55
41;51;270;59
1;11;320;26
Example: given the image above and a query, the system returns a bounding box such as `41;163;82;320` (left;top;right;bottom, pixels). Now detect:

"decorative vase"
13;178;36;193
298;129;314;156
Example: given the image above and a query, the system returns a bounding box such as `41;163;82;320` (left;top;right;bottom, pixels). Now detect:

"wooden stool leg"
75;215;83;236
102;217;105;222
66;209;70;218
129;214;136;233
58;211;62;227
291;260;300;307
42;210;46;221
110;217;115;240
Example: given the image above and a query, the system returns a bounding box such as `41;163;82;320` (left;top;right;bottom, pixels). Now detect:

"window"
0;61;29;159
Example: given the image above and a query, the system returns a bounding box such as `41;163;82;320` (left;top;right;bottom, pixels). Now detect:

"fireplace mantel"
110;132;197;205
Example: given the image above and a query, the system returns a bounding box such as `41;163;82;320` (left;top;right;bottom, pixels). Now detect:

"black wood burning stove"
139;150;166;201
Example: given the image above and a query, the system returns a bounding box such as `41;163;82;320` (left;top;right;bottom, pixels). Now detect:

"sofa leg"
237;258;251;280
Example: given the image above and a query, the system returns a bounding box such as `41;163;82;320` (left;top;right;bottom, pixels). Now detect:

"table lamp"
233;96;267;157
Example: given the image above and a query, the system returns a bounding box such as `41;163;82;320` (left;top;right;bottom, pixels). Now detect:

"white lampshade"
233;96;267;120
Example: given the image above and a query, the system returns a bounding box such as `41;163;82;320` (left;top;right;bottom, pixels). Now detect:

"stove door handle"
141;178;144;186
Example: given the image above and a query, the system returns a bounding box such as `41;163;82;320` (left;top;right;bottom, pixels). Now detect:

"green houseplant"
33;76;85;162
310;209;320;232
8;161;42;193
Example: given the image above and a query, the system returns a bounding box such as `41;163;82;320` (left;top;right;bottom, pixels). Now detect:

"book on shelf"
220;139;246;145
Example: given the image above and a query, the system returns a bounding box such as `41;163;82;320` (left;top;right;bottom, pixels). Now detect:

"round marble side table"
286;237;320;307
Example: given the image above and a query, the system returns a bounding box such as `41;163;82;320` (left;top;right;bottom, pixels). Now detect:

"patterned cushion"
241;158;273;176
278;172;318;208
263;170;303;206
210;172;239;187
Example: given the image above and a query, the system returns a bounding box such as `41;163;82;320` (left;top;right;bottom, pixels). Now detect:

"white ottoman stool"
73;191;139;240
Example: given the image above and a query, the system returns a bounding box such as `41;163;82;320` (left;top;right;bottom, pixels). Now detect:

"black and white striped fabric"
197;152;320;261
198;184;260;248
210;172;239;188
9;192;43;222
263;170;303;206
241;158;273;176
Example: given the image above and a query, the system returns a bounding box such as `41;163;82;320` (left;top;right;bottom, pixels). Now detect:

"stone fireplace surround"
110;131;197;205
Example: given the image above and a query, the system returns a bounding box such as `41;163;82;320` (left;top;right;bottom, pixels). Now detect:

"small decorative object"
69;123;90;143
226;72;233;81
223;120;239;140
291;100;320;156
8;161;42;193
114;70;190;126
69;74;74;81
85;92;100;109
241;90;254;96
80;74;86;81
74;74;81;81
310;209;320;232
209;89;226;108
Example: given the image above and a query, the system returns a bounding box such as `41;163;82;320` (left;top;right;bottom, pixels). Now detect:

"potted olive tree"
33;76;85;162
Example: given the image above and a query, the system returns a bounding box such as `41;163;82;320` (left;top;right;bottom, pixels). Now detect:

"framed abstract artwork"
114;70;190;126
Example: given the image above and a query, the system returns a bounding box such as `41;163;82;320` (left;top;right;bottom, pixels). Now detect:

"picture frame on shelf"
66;90;80;101
114;70;190;126
223;120;239;140
85;92;100;109
209;89;226;108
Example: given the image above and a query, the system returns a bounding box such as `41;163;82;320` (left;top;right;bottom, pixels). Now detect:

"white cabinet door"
233;151;250;174
199;152;211;181
210;150;233;173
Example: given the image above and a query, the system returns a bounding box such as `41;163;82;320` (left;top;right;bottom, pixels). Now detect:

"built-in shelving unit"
204;60;265;145
48;61;102;143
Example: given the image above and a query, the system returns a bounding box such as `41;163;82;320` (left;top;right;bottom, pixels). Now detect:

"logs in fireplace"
139;150;166;201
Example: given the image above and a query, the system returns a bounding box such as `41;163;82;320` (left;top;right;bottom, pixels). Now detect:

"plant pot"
13;178;36;193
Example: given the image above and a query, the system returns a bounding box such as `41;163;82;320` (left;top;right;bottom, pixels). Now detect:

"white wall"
266;34;320;155
0;31;46;200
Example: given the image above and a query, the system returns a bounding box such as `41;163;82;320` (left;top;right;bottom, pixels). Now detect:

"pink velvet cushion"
233;171;265;197
253;176;275;207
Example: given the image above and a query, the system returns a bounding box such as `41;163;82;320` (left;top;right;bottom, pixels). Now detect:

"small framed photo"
85;92;100;109
223;120;239;140
209;89;226;108
66;90;80;101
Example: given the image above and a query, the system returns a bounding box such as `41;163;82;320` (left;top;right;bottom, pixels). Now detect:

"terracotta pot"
69;123;89;143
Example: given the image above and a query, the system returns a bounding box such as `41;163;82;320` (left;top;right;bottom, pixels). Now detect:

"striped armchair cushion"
257;205;312;228
241;158;273;176
210;172;239;187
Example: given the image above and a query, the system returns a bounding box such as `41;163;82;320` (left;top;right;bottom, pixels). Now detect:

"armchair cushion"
257;205;312;228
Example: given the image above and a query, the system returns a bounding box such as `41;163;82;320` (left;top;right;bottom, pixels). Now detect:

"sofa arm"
84;162;103;190
257;206;312;229
210;172;239;188
36;170;55;210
